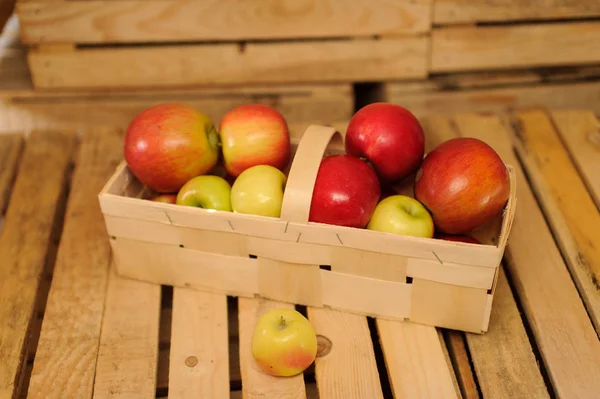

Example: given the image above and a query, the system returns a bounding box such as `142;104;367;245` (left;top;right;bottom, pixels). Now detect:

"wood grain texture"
511;109;600;333
383;80;600;118
27;128;123;398
93;265;161;398
27;37;428;89
17;0;431;44
307;307;383;399
0;134;23;214
434;0;600;24
0;131;74;399
168;289;229;399
453;112;600;398
552;110;600;208
466;268;550;399
238;298;306;399
431;22;600;73
376;320;458;398
444;331;480;399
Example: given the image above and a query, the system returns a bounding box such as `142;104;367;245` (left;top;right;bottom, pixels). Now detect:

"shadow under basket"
98;125;517;334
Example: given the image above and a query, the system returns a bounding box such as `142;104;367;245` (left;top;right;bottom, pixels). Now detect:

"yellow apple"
367;194;434;238
176;175;232;211
251;308;318;377
230;165;287;217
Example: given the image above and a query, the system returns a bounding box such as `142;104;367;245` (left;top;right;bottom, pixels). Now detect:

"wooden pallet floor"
0;107;600;398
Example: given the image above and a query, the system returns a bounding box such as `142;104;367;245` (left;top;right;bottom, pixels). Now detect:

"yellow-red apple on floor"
230;165;287;217
219;104;291;177
251;308;318;377
176;175;232;211
367;195;434;238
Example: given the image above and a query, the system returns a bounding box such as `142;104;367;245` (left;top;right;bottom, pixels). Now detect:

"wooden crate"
98;119;517;334
2;107;600;399
14;0;431;90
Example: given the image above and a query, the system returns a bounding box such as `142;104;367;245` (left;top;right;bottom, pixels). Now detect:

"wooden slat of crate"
433;0;600;24
16;0;432;44
381;79;600;118
552;110;600;207
0;131;74;398
168;289;229;398
453;112;600;398
0;133;22;214
26;128;123;398
27;37;428;90
431;22;600;73
509;109;600;333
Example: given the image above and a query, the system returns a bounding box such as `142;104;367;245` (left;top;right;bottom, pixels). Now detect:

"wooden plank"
17;0;432;44
27;37;428;89
0;84;353;132
431;22;600;73
383;80;600;118
168;289;229;399
510;109;600;333
0;133;23;214
444;331;479;399
92;265;161;398
26;127;123;398
307;307;383;399
376;320;458;398
434;0;600;24
0;130;74;398
238;298;307;399
465;267;550;399
551;110;600;208
452;112;600;398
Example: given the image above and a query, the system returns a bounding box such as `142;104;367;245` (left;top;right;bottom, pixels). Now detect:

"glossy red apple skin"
345;102;425;183
219;104;291;178
414;137;510;235
309;154;381;229
124;103;220;193
435;233;481;244
147;194;177;204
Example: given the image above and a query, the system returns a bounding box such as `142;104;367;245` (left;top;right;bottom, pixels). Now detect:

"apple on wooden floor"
231;165;287;218
367;194;434;238
124;103;220;193
175;175;232;212
251;308;318;377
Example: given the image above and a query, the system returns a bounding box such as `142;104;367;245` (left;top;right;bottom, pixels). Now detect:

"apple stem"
278;315;287;330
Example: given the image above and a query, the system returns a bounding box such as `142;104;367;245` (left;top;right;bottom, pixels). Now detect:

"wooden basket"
98;124;517;334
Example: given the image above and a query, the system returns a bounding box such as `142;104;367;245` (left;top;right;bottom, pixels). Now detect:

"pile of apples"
124;101;510;244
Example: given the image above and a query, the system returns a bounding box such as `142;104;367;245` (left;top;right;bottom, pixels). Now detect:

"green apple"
230;165;287;217
176;175;232;211
367;195;434;238
251;308;318;377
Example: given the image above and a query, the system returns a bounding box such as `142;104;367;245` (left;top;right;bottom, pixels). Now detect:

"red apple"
414;137;510;235
309;154;381;229
147;193;177;204
435;233;481;244
124;103;220;193
219;104;291;177
345;102;425;182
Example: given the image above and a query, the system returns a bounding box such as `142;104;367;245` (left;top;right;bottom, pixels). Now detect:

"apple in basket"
124;103;220;193
231;165;287;218
309;154;381;229
414;137;510;235
219;104;292;178
345;102;425;183
435;233;481;244
147;193;177;204
251;308;318;377
367;195;434;238
176;175;232;211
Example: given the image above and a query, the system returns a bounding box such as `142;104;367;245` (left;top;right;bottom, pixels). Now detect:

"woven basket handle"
280;124;342;225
